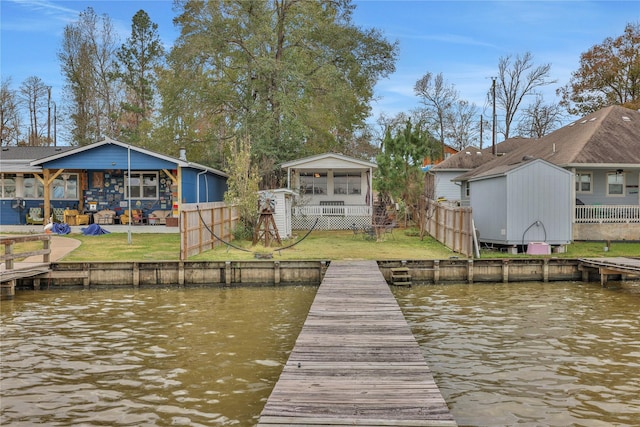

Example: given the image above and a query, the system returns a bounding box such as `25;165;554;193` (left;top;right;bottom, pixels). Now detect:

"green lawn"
54;228;640;262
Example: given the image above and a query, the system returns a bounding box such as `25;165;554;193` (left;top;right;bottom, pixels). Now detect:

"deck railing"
575;205;640;223
292;205;372;217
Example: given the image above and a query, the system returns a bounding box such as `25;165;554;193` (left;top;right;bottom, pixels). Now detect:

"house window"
299;172;327;195
575;172;592;193
23;174;44;198
0;173;16;198
51;174;78;199
333;173;361;195
607;173;624;196
126;172;158;199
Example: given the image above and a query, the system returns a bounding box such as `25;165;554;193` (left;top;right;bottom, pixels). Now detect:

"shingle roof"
454;105;640;181
1;146;73;160
430;137;528;171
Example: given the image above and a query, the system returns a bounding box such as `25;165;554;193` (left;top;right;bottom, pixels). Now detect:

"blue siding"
42;144;177;170
182;168;227;203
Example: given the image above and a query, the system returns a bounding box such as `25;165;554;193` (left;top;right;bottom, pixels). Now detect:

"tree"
115;10;164;144
414;72;458;153
19;76;49;146
1;78;21;146
162;0;397;185
223;136;260;240
375;119;435;235
495;52;555;139
515;95;564;138
59;7;121;145
558;22;640;115
445;99;478;150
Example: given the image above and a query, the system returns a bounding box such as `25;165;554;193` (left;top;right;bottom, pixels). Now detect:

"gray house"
454;105;640;242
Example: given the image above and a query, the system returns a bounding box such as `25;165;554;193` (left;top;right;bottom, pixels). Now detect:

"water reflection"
1;286;316;426
393;281;640;427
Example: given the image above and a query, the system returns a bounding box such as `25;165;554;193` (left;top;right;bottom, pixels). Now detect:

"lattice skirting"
293;215;372;230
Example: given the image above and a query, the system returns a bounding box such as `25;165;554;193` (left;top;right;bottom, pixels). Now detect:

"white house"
281;153;376;230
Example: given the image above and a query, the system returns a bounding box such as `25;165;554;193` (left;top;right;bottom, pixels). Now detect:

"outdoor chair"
64;209;89;226
26;207;44;225
52;208;66;223
94;209;116;225
382;221;396;239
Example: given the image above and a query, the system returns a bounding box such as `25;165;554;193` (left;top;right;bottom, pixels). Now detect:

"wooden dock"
579;257;640;287
258;260;456;426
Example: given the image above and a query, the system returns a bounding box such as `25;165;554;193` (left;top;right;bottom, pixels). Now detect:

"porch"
292;205;373;230
574;205;640;241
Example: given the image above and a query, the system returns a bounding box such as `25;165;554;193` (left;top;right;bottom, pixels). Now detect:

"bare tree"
516;95;564;138
19;76;49;146
1;78;22;146
445;99;479;150
496;52;555;139
414;72;458;153
59;7;121;145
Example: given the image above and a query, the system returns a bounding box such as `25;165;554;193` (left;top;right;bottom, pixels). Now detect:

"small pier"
579;257;640;287
258;260;456;426
1;234;52;300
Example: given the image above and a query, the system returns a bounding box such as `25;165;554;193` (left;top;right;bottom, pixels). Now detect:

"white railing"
293;205;372;217
575;205;640;223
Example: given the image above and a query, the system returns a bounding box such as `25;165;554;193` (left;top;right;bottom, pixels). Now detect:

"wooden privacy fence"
180;202;239;260
423;199;474;257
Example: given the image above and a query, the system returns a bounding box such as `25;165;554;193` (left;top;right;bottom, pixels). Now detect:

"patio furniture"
26;207;44;225
52;208;66;223
148;210;172;225
94;209;116;225
64;209;89;226
120;209;145;225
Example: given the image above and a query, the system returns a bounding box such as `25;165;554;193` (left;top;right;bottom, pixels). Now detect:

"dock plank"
258;260;456;426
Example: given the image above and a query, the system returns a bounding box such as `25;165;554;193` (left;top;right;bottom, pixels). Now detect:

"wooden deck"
258;260;456;426
579;257;640;287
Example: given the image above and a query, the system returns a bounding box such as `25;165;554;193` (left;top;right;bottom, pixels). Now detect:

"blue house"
0;138;227;225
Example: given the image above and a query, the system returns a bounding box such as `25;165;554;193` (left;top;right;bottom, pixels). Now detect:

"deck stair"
391;266;412;286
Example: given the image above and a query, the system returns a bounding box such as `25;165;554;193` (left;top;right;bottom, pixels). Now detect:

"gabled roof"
30;137;227;177
281;152;377;169
455;105;640;182
430;138;527;172
0;146;74;173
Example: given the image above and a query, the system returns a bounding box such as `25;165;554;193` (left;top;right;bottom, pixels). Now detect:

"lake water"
392;281;640;427
2;281;639;426
0;286;316;426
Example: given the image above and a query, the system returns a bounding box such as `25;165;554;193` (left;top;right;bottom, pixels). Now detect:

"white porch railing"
575;205;640;223
293;205;372;217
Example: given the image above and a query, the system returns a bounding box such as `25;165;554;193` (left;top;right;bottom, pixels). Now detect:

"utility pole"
492;77;497;155
47;86;51;146
479;114;483;150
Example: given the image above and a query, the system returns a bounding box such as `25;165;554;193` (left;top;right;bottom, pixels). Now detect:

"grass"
8;229;639;262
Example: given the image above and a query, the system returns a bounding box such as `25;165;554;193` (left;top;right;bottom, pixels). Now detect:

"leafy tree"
59;7;121;145
1;78;21;146
114;10;164;144
162;0;397;185
495;52;555;139
375;119;435;234
516;95;564;138
558;22;640;115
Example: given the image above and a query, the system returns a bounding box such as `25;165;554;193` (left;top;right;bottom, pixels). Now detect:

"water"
393;281;640;427
3;282;640;426
0;286;316;426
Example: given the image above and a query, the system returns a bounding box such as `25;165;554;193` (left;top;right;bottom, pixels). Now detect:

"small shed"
259;189;296;239
467;158;573;247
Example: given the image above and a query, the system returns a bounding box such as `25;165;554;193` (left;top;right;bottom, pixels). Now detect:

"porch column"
43;169;51;220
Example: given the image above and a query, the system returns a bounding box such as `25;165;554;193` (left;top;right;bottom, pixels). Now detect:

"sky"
1;0;638;144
